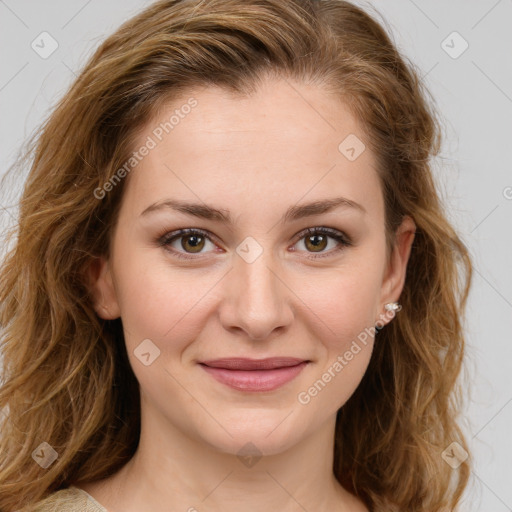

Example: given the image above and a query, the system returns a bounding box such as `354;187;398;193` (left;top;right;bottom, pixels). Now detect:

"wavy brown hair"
0;0;472;510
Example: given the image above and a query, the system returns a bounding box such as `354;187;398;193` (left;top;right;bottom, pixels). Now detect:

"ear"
377;215;416;325
85;256;121;320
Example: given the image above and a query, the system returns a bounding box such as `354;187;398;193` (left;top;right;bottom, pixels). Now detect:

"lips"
199;357;310;392
200;357;307;371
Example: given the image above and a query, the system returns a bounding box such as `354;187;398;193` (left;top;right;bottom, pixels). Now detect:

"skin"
83;76;415;512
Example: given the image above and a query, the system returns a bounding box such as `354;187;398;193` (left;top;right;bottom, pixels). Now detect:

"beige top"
33;486;108;512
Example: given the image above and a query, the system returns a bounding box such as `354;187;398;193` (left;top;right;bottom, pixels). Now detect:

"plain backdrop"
0;1;511;510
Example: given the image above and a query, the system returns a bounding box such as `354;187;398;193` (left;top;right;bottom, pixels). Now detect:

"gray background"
0;1;511;510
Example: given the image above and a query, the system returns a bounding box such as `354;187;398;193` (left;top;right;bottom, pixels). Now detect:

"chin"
194;408;312;459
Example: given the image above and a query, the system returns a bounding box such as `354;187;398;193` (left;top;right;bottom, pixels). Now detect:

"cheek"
301;344;373;417
293;261;382;411
299;259;383;345
112;244;221;356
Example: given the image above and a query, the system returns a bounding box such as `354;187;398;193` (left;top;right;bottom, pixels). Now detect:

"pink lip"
199;357;309;392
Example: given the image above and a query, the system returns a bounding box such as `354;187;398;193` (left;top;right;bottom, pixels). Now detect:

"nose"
217;249;294;341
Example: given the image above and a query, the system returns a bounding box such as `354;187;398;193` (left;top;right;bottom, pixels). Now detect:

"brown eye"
158;226;352;261
293;227;352;258
304;233;328;252
158;228;217;259
180;234;206;253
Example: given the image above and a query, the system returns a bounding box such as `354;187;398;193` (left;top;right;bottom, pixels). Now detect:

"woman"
0;0;472;510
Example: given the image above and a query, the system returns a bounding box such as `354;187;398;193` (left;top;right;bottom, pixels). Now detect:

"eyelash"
156;227;352;261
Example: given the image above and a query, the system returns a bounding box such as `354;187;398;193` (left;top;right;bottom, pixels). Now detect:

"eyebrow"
140;196;366;223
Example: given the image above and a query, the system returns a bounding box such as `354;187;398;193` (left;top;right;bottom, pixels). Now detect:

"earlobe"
86;256;121;320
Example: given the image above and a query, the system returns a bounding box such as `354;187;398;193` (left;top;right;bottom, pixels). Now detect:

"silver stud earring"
384;302;402;312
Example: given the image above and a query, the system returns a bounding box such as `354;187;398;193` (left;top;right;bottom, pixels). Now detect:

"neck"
81;399;361;512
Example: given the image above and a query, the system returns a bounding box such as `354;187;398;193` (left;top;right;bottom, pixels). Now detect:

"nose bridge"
219;240;292;340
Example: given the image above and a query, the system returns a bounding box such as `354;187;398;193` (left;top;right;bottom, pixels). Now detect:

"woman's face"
90;77;415;456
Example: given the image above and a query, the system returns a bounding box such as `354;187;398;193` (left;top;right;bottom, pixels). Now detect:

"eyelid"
156;228;220;260
292;226;352;246
157;226;352;260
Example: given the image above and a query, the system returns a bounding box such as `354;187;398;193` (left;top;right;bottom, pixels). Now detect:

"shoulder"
32;486;108;512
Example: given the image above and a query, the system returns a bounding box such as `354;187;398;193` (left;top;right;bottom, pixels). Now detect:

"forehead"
119;78;383;222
